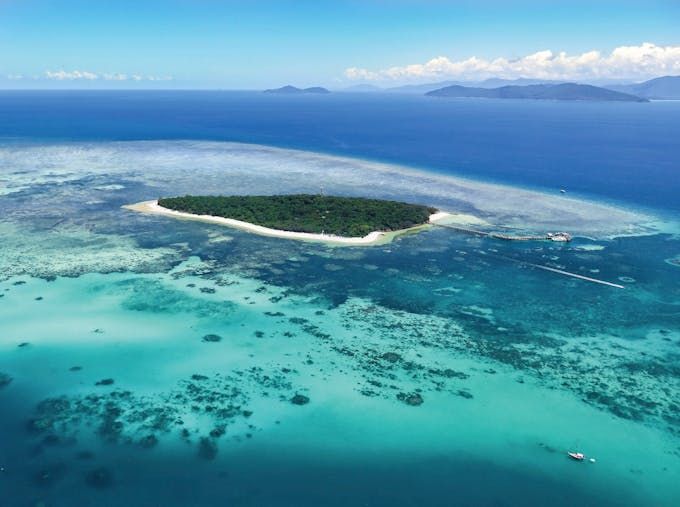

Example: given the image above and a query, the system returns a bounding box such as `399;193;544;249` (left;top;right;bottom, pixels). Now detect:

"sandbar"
124;200;451;246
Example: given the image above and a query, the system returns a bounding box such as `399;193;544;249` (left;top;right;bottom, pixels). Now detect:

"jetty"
441;225;626;289
433;223;572;242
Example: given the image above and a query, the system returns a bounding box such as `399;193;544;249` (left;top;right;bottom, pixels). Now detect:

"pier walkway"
432;223;572;242
433;223;624;289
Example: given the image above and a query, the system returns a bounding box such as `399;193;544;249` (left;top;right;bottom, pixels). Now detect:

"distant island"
382;78;565;95
340;76;680;98
264;85;331;94
426;83;648;102
607;75;680;100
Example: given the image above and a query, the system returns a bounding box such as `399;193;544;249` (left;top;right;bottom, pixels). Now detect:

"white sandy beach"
124;200;451;246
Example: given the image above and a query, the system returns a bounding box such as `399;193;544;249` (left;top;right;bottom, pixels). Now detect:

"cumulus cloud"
345;43;680;82
44;70;172;81
46;70;99;80
102;72;127;81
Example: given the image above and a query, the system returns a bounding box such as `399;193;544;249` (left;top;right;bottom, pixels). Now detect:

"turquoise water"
1;114;679;505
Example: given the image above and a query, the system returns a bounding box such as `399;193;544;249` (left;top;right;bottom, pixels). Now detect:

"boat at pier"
547;232;572;242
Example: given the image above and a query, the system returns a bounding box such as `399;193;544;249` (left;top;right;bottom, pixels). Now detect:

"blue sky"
1;0;679;88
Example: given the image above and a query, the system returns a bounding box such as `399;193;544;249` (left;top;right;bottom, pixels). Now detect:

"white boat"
568;452;585;461
547;232;572;242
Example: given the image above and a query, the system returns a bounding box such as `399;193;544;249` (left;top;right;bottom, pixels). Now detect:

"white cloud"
44;70;173;82
102;73;127;81
345;43;680;82
46;70;99;80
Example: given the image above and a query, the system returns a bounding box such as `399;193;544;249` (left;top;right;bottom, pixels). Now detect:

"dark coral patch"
198;437;218;460
381;352;402;363
397;392;424;406
0;372;12;389
138;435;158;449
290;394;310;405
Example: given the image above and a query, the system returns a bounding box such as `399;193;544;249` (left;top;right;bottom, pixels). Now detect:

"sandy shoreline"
124;200;452;246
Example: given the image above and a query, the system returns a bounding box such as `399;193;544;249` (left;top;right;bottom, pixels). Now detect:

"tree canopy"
158;194;437;237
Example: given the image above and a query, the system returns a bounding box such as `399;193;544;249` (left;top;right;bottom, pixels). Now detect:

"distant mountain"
264;85;330;94
340;84;383;92
607;76;680;100
385;81;463;94
310;77;680;98
476;78;565;88
303;86;331;94
426;83;648;102
384;78;566;94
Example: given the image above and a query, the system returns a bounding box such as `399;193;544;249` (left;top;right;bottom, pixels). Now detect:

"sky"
1;0;679;89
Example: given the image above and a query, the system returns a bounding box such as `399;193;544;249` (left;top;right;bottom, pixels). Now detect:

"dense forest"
158;194;437;237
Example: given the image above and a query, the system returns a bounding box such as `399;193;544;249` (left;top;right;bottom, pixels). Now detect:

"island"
426;83;648;102
125;194;449;246
607;75;680;100
263;85;331;94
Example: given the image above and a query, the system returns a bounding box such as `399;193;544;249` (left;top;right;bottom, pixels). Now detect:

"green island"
157;194;438;237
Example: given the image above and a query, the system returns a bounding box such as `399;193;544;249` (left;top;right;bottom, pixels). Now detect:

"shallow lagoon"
1;140;679;507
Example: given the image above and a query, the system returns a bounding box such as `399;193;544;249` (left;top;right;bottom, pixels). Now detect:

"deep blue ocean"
0;91;679;507
0;90;678;212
